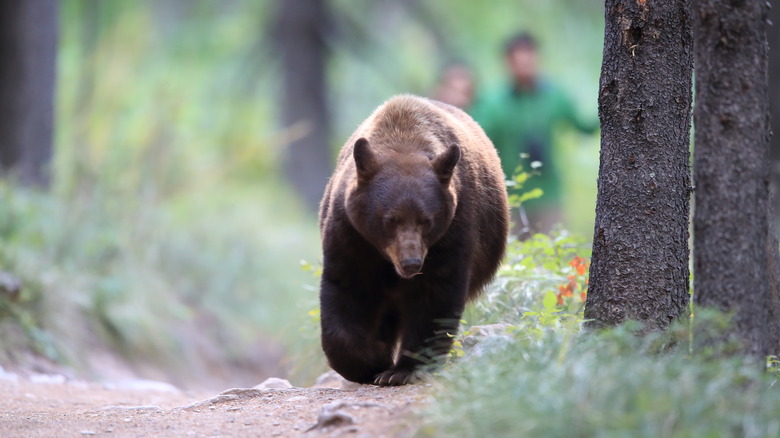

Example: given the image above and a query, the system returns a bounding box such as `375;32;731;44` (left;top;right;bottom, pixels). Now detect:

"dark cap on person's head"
439;59;471;73
504;32;537;54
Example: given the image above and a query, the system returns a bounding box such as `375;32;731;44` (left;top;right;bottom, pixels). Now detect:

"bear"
318;94;509;386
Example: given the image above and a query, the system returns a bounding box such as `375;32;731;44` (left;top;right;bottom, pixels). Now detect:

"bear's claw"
373;369;418;386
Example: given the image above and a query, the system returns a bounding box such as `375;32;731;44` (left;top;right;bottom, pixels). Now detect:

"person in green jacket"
471;32;597;235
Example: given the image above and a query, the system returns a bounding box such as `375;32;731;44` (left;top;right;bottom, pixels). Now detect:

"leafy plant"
464;231;591;327
423;222;780;438
506;159;545;209
424;312;780;438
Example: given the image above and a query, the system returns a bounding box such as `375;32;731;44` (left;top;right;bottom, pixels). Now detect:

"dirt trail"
0;373;426;438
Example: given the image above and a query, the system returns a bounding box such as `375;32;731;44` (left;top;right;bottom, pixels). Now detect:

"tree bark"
585;0;693;330
693;0;779;357
0;0;58;187
764;5;779;356
770;1;780;220
272;0;333;211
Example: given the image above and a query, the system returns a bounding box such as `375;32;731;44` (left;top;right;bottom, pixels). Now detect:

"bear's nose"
400;258;423;276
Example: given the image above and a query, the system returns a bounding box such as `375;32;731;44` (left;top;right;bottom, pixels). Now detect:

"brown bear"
318;94;509;386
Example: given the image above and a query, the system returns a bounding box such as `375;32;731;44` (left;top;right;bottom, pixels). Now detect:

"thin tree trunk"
693;0;779;357
767;3;780;354
0;0;58;188
770;2;780;223
767;0;780;355
272;0;333;211
585;0;693;330
766;201;780;355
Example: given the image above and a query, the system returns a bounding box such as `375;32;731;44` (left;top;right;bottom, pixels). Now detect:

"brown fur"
318;95;509;385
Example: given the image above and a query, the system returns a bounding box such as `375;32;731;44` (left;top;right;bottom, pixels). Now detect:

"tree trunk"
585;1;693;330
272;0;333;211
767;201;780;355
693;0;779;357
770;1;780;222
0;0;58;187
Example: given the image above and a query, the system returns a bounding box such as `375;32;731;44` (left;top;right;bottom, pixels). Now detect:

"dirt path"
0;373;426;438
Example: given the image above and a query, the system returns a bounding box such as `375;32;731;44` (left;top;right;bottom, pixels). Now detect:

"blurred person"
432;61;475;110
471;32;597;235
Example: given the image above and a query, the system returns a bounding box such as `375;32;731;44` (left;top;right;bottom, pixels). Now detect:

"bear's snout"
387;227;426;279
400;258;423;277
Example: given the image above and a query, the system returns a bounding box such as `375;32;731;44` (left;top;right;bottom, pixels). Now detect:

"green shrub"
424;319;780;438
422;231;780;438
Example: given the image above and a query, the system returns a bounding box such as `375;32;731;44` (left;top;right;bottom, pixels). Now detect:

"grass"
423;325;780;438
419;234;780;438
0;180;320;385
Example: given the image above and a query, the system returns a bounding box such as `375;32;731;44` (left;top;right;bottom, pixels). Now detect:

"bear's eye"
420;217;433;230
383;215;400;227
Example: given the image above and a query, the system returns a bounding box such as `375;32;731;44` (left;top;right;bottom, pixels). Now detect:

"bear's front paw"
373;368;420;386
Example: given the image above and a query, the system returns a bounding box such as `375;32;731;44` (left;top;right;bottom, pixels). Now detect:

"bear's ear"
432;144;461;184
353;137;377;183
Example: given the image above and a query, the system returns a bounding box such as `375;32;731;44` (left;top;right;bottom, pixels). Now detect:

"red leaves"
569;256;589;276
556;256;590;307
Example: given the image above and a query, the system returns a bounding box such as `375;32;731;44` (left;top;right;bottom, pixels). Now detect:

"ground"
0;371;426;438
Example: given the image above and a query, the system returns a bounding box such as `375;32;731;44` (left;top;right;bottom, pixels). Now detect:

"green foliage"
768;356;780;380
422;233;780;438
506;162;545;208
287;261;329;384
423;319;780;438
0;181;319;379
425;173;778;436
56;1;280;198
463;231;590;328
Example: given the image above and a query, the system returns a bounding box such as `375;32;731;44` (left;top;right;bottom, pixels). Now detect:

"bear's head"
345;137;460;279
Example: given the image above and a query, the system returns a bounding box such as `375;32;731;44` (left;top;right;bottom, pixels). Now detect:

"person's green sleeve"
469;98;495;138
558;90;598;134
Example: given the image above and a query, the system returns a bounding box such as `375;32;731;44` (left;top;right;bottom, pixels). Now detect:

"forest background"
1;0;604;388
2;0;780;402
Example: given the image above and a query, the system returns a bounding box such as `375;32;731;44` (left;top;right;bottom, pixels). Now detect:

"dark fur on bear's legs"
373;268;468;386
321;244;470;386
373;309;463;386
319;278;397;384
321;291;464;386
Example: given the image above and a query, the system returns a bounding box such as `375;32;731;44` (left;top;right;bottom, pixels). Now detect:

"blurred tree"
0;0;58;187
693;0;780;357
272;0;333;211
585;0;693;330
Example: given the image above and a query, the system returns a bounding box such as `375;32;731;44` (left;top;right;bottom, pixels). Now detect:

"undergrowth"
423;321;780;438
420;231;780;438
0;181;319;387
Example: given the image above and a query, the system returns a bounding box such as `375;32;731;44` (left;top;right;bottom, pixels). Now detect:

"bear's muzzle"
400;258;423;277
386;227;426;279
